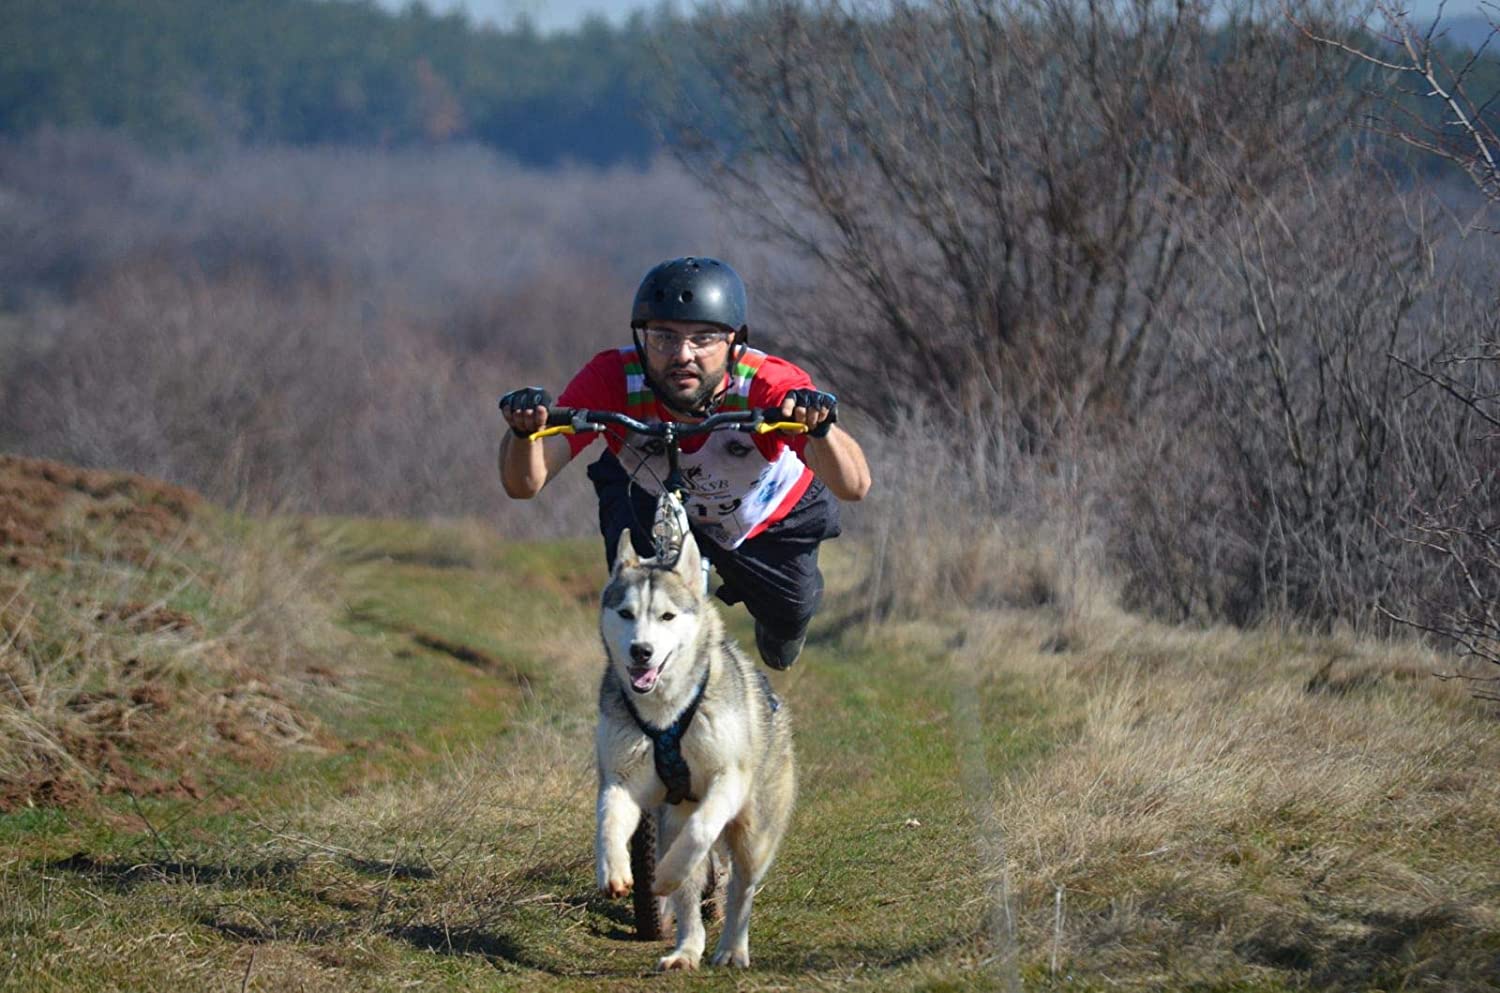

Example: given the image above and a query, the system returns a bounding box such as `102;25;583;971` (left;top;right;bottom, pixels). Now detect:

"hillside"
0;455;336;812
1436;14;1498;52
3;459;1498;991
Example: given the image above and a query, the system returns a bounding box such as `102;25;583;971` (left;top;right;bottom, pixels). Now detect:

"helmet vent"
680;290;694;302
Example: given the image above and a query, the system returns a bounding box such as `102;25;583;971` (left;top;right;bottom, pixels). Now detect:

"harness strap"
757;670;781;714
619;666;710;805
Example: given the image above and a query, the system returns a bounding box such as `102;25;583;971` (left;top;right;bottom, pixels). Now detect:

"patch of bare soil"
96;601;200;633
0;454;201;569
0;669;208;812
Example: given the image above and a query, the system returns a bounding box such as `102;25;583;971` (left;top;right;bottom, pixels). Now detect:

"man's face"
641;320;735;413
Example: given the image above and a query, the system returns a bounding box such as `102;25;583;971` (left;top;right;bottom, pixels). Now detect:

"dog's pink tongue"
630;666;661;692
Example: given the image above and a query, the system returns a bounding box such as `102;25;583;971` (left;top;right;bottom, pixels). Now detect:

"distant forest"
4;1;1499;170
0;0;698;166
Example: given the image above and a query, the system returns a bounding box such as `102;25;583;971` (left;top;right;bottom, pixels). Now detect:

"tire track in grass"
0;525;1068;993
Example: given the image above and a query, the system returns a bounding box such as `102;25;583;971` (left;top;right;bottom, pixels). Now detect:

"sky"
406;0;655;32
387;0;1491;35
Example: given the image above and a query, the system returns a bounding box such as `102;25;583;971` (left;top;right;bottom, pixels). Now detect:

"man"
499;256;870;671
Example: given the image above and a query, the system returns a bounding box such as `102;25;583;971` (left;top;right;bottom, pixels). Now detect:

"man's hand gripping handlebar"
498;386;554;438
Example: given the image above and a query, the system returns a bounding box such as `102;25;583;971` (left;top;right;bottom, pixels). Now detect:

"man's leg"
702;479;841;670
588;450;660;570
592;453;841;668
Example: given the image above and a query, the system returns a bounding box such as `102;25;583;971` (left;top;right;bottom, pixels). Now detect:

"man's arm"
497;390;572;498
498;430;573;499
778;390;871;501
498;358;620;498
801;425;871;501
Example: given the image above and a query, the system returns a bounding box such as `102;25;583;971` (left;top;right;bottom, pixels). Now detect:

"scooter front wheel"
628;814;664;940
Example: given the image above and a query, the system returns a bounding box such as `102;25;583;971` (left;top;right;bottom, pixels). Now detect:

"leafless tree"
679;0;1367;446
676;0;1500;653
1297;2;1500;677
1297;0;1500;203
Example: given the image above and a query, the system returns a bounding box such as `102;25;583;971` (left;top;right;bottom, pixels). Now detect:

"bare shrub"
0;134;742;530
1113;168;1427;623
852;406;1113;643
1299;5;1500;677
7;263;482;514
680;0;1365;436
1106;161;1499;645
1379;270;1500;681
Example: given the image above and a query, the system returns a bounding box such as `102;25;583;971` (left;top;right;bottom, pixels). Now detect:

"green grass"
0;517;1051;991
4;514;1499;992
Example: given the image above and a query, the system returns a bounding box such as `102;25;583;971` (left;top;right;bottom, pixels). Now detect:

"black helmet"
630;257;748;334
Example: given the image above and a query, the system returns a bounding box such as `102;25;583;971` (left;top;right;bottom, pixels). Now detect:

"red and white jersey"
556;346;817;549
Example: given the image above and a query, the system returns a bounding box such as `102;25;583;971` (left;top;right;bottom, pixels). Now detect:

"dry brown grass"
0;456;342;811
826;474;1500;990
947;603;1500;987
7;489;1498;990
50;673;607;991
850;411;1112;641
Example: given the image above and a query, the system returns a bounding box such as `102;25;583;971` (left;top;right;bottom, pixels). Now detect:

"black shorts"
586;450;841;641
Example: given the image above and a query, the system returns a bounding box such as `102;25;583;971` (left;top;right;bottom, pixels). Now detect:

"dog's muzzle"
627;644;667;694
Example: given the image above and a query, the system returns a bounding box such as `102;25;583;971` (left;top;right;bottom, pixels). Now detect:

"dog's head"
600;530;705;696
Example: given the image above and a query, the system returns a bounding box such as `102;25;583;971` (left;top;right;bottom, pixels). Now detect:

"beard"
647;354;730;415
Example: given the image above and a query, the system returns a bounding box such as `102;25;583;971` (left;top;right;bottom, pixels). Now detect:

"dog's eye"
617;608;635;620
660;612;676;622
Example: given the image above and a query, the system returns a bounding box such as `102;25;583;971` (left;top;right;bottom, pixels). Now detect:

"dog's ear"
671;530;702;587
613;529;642;573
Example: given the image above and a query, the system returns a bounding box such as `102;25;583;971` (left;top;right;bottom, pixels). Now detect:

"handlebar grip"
754;406;810;435
543;406;578;428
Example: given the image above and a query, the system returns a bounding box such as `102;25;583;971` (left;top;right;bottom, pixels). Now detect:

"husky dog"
595;528;797;970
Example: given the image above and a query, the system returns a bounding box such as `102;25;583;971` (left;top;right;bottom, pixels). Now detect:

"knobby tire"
629;816;663;940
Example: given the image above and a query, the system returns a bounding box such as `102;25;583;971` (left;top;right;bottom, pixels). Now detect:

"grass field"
3;464;1499;991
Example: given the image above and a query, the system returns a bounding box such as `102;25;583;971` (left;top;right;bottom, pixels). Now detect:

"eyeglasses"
641;328;733;354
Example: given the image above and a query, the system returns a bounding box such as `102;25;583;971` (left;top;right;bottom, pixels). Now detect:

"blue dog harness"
619;667;710;806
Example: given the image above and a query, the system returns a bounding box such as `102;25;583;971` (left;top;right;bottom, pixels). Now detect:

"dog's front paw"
657;951;700;971
599;868;633;899
710;947;750;968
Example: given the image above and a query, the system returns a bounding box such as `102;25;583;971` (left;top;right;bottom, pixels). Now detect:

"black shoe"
755;621;805;671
